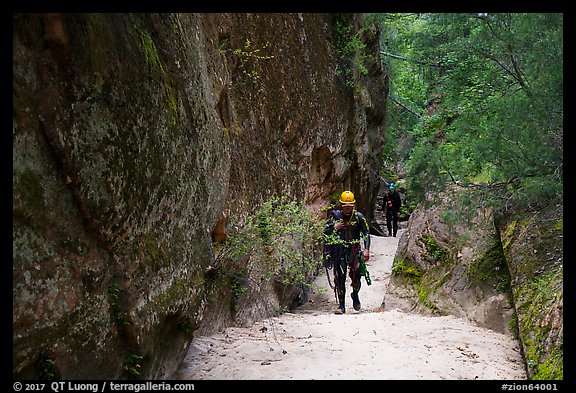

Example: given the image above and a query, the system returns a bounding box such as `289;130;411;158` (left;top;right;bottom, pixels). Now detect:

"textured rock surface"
385;188;563;379
13;13;387;379
497;204;563;379
386;189;516;334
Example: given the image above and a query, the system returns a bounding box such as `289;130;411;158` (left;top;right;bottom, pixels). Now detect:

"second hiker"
382;183;401;237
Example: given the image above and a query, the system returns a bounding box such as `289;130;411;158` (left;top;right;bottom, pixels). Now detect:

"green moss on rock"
466;241;510;294
391;258;423;284
420;234;450;264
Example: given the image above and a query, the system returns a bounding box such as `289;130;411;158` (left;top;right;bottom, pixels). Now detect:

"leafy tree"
373;13;563;210
368;13;430;169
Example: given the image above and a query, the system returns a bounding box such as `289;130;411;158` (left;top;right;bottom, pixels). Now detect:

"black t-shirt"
383;191;401;212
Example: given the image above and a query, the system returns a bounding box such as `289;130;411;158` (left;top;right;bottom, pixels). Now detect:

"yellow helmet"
339;191;356;205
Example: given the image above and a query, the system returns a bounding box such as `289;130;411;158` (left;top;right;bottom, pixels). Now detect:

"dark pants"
334;247;362;307
386;209;398;236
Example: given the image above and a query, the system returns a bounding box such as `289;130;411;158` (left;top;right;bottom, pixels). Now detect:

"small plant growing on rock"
221;39;275;85
214;197;325;291
206;196;336;319
37;356;59;380
124;353;143;376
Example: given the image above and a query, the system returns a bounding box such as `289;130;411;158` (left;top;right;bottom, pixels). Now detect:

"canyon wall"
13;13;387;379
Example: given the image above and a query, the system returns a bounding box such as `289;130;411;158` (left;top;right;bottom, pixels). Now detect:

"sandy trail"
176;230;527;380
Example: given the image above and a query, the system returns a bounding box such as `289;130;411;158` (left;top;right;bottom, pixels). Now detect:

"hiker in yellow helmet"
323;190;371;314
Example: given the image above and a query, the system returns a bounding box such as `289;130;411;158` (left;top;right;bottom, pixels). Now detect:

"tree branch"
380;50;440;68
388;94;422;118
473;13;532;95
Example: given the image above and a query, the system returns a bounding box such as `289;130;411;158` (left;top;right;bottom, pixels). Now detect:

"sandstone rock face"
497;204;563;379
386;189;516;334
13;13;387;379
386;189;563;379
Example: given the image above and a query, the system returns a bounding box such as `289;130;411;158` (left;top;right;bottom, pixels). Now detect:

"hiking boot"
351;292;361;311
334;305;346;314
